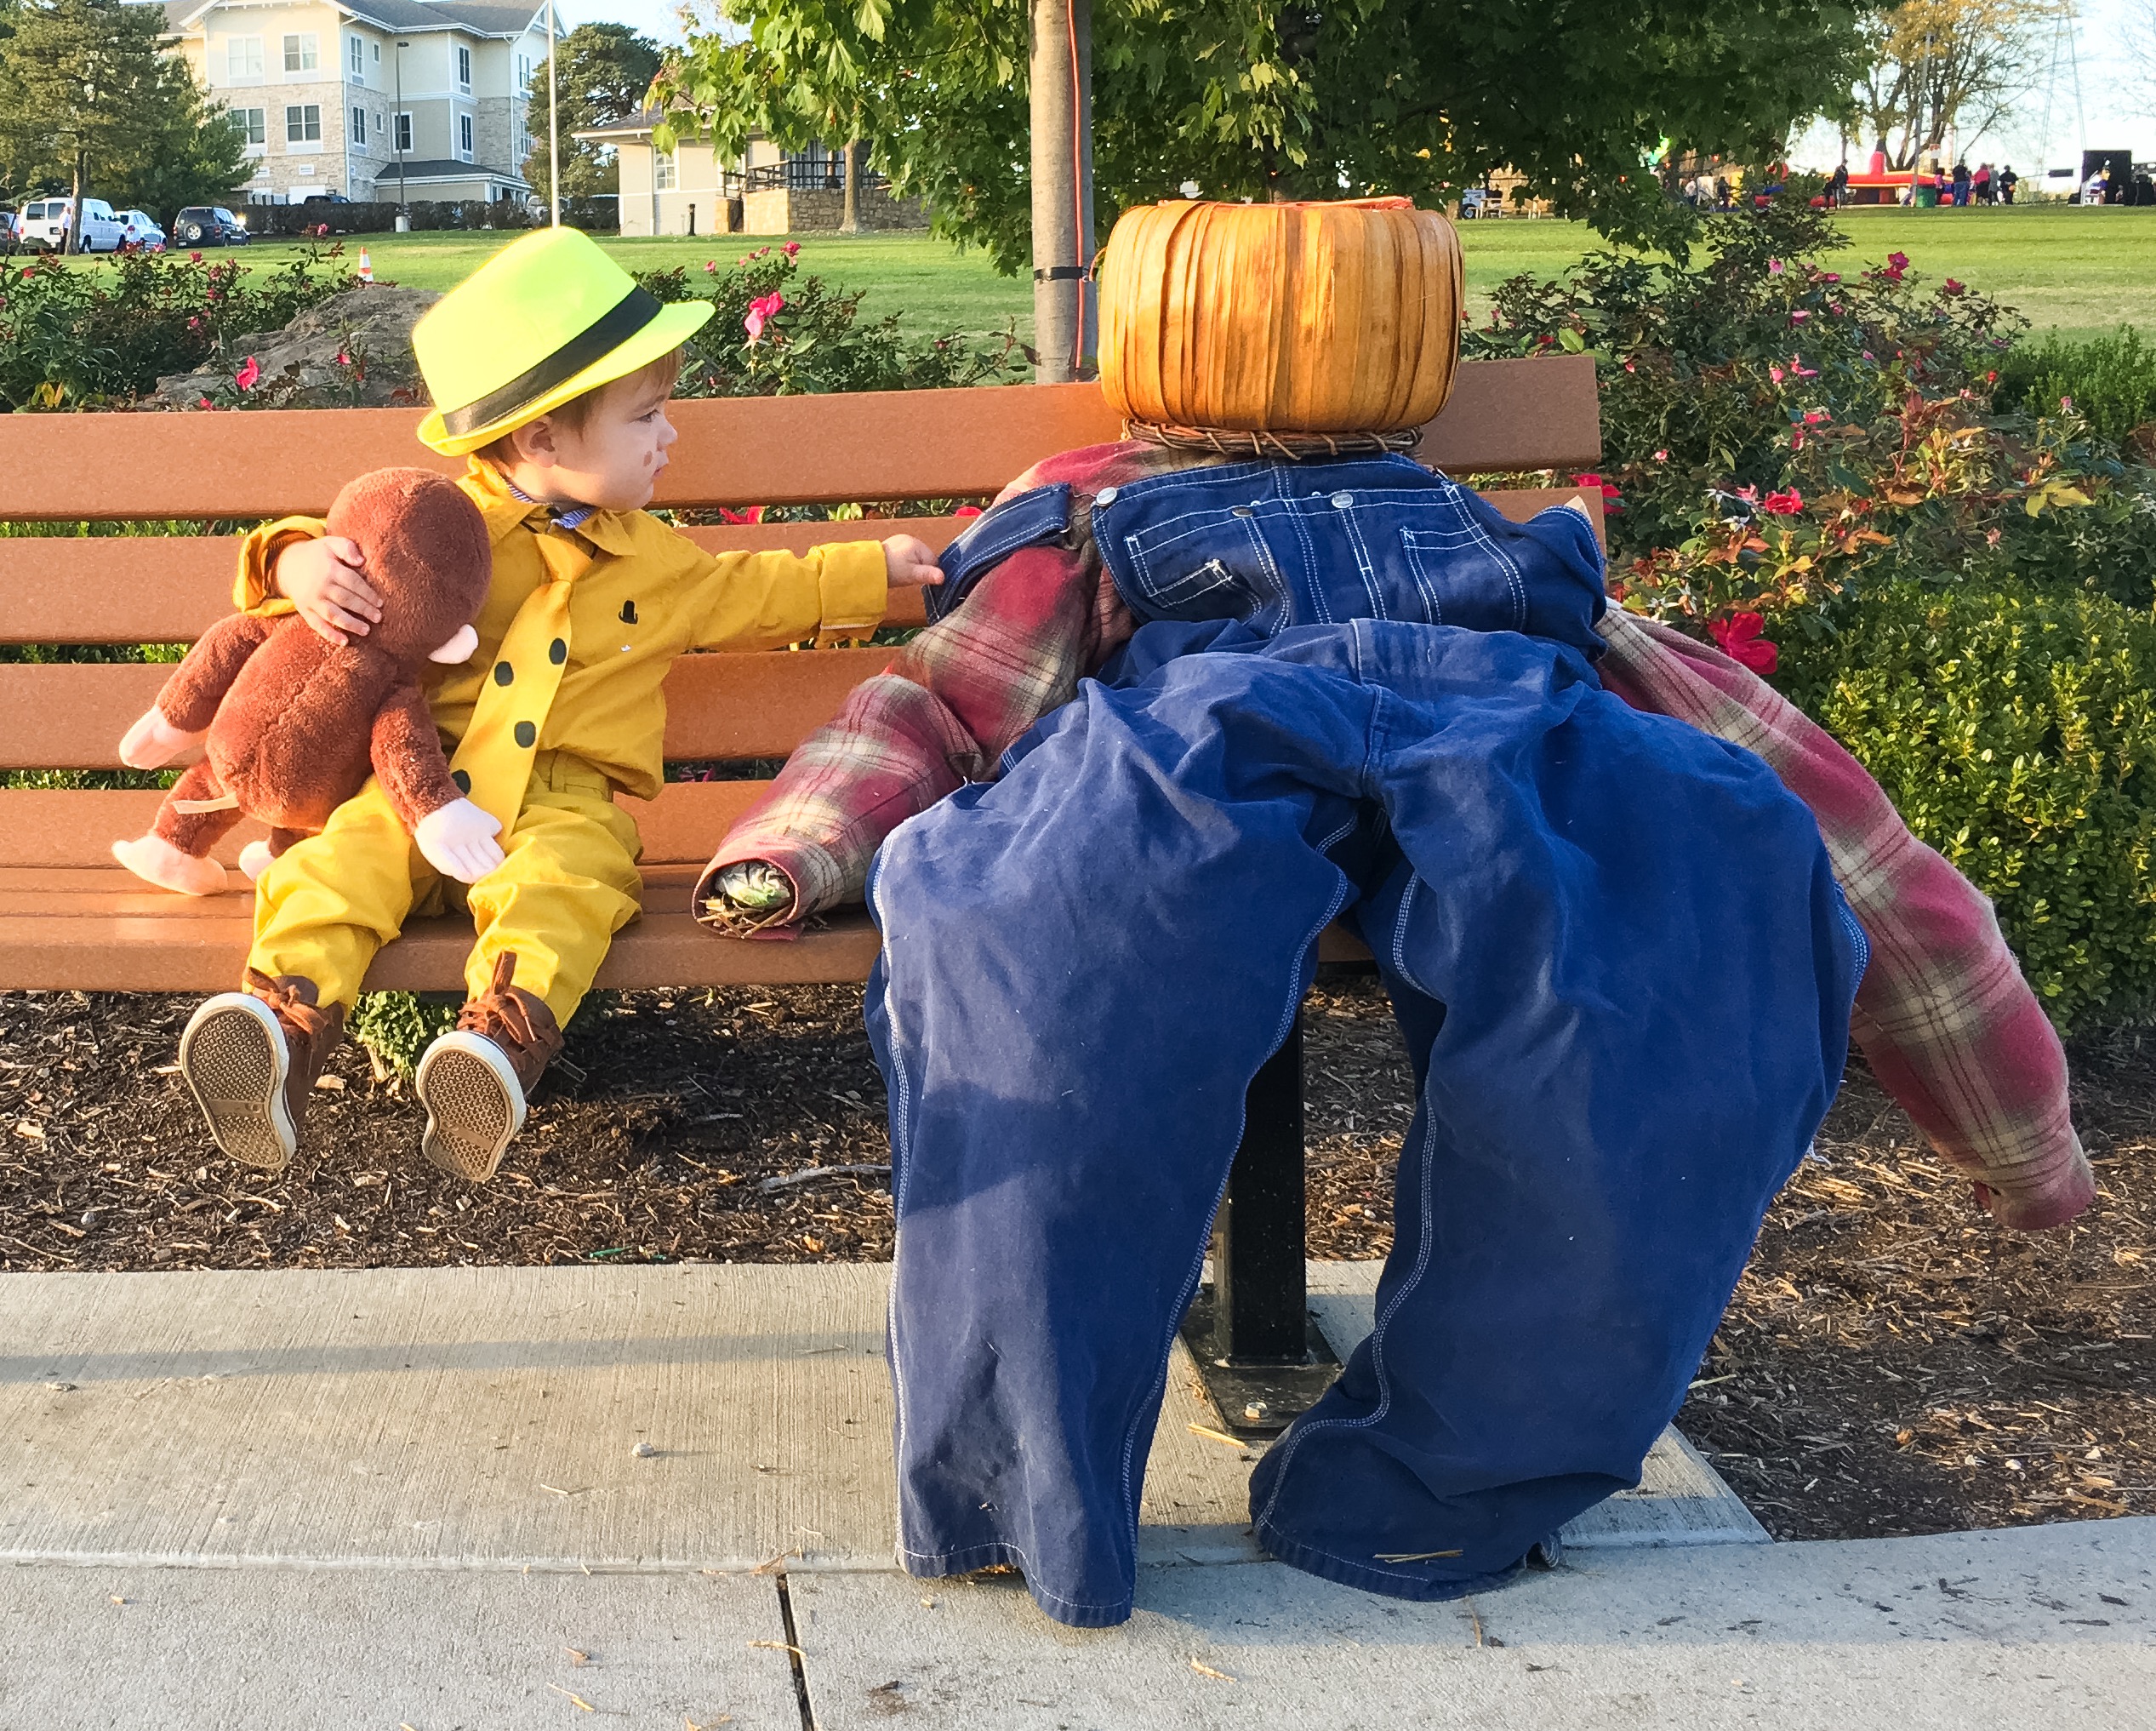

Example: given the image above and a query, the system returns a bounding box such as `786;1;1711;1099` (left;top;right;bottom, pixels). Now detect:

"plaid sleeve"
1595;608;2093;1232
693;540;1109;934
694;442;1195;935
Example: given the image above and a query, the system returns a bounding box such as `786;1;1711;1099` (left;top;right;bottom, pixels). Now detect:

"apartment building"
154;0;548;204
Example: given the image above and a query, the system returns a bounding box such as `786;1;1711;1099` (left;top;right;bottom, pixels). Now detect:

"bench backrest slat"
0;359;1598;520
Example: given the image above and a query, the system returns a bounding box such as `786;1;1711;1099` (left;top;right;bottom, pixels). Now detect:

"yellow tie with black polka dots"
447;525;589;840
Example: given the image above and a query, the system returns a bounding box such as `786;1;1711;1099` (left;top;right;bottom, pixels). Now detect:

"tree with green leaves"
655;0;1876;272
522;21;666;204
106;75;253;224
0;0;179;249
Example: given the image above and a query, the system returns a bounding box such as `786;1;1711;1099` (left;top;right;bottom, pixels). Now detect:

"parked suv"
171;206;251;246
0;207;17;255
14;197;125;253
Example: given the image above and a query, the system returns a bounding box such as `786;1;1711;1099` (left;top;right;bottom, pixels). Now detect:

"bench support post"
1180;1011;1339;1437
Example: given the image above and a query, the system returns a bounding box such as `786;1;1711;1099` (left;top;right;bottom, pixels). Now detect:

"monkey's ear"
428;624;480;664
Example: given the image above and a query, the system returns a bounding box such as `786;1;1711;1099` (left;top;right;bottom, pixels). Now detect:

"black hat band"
439;285;668;440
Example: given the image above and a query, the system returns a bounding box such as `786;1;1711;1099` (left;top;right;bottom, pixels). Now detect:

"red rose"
1708;612;1778;674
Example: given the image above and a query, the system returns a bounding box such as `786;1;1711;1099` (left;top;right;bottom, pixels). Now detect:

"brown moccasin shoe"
178;970;345;1171
414;951;563;1182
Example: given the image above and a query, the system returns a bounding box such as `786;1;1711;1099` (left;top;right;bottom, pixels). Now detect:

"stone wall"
739;183;928;234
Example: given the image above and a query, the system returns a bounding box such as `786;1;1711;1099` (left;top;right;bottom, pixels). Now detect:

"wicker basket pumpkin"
1098;197;1464;452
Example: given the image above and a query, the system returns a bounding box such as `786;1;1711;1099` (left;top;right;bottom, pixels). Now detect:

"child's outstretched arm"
688;536;940;651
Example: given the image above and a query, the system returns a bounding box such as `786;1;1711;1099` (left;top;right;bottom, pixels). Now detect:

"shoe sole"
415;1032;526;1183
179;994;295;1171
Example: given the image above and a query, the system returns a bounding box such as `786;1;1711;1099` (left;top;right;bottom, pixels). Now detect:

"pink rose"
1760;488;1804;514
234;355;260;392
744;291;784;341
782;241;800;258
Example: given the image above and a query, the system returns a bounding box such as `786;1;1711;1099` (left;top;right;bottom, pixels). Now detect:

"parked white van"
14;197;125;254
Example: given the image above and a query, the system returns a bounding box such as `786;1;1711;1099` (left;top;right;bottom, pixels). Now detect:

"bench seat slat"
0;866;1370;992
0;783;772;867
0;361;1598;522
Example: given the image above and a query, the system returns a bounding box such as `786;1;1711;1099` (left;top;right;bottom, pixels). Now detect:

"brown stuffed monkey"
111;467;499;896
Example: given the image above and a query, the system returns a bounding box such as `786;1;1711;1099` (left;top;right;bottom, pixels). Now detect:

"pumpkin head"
1098;197;1464;442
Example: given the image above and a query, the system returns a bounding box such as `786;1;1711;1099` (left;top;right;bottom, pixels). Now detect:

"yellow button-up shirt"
235;458;888;803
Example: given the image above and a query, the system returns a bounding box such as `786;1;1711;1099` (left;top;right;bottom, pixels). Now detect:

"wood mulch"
0;974;2147;1545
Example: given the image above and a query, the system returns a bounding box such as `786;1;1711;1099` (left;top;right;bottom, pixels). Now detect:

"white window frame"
653;148;678;191
394;111;414;153
283;33;318;74
237;106;266;149
226;34;264;83
286;103;322;144
349;34;364;77
351;106;367;146
456;45;472;90
459;112;474;159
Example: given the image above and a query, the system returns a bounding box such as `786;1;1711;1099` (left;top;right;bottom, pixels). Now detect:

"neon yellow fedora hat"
413;226;713;456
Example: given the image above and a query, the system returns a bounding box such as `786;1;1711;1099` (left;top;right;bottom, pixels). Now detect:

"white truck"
14;197;125;254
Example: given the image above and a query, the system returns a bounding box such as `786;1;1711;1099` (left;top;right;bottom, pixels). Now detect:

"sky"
563;0;2154;169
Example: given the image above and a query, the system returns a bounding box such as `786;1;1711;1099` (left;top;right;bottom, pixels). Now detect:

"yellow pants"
248;751;643;1025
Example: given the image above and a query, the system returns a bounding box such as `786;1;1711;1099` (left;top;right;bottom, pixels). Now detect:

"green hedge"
1778;578;2156;1029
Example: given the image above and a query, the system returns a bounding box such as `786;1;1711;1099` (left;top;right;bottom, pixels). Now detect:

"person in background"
1999;163;2019;204
1974;163;1993;204
1828;162;1850;207
2085;164;2111;205
1952;162;1971;207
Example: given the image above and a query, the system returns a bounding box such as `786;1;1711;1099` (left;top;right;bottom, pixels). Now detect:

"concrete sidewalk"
2;1260;2149;1729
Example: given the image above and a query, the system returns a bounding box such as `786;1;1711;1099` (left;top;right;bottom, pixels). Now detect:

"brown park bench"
0;357;1600;1431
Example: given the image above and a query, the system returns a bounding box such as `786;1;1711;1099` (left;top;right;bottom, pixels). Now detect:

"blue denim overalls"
868;456;1865;1627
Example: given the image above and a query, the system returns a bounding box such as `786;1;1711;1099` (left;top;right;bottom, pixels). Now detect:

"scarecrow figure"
700;200;2091;1629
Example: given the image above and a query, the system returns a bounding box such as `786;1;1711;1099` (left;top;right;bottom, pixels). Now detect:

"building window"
653;150;678;191
237;106;265;148
459;113;474;158
283;33;318;73
457;45;472;89
286;104;322;143
348;34;363;77
351;106;366;146
394;112;413;153
226;35;264;81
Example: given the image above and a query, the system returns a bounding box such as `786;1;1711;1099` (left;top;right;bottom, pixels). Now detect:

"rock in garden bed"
0;975;2147;1547
150;285;438;408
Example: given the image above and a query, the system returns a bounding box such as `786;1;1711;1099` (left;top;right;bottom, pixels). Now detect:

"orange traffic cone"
357;249;374;284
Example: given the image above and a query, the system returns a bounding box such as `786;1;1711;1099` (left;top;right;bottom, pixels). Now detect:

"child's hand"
277;535;383;646
117;706;205;770
881;534;945;589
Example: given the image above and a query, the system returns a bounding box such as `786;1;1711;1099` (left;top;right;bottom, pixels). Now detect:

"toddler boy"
163;226;940;1180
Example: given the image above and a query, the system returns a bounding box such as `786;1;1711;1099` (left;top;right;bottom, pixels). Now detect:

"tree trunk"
1029;0;1095;384
841;139;861;233
67;151;87;259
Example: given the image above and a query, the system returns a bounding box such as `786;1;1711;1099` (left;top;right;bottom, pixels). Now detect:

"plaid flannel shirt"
697;441;2091;1231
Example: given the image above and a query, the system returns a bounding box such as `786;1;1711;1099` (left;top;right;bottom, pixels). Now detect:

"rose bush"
0;243;360;409
1470;186;2156;1027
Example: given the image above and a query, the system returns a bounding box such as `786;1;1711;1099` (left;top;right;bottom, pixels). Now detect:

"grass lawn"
58;203;2154;347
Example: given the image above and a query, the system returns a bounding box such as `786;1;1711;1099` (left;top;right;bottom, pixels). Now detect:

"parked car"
299;191;352;203
171;205;251;246
14;197;126;254
0;207;17;255
117;209;165;251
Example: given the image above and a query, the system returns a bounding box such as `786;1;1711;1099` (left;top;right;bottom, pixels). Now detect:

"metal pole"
547;0;561;226
1027;0;1094;383
396;42;409;216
